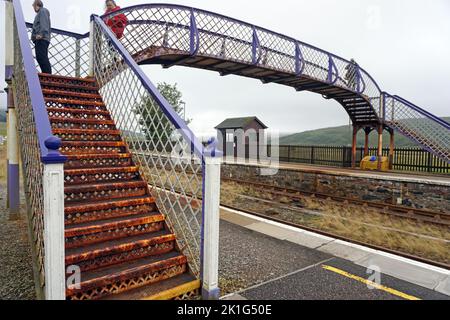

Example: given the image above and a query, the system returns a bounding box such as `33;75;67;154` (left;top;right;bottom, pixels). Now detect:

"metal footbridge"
4;1;450;300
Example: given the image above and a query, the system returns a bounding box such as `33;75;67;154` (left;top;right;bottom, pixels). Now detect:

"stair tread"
49;117;115;124
65;166;138;175
65;153;132;160
62;141;126;147
39;73;96;83
43;89;102;99
47;107;110;116
54;128;120;134
100;273;198;300
65;211;164;237
65;195;155;211
45;97;106;107
65;180;147;193
75;252;184;283
65;230;173;259
40;81;99;91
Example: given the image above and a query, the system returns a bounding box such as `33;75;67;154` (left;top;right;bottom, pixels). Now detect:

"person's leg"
35;40;52;74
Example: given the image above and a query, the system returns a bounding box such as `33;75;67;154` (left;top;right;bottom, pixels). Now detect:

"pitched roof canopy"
215;116;268;130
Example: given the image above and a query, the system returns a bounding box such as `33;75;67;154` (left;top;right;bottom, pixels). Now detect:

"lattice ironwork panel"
26;25;89;77
13;21;46;289
92;21;204;278
384;95;450;161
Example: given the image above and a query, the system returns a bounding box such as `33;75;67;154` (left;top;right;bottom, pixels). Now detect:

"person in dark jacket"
32;0;52;74
104;0;128;39
345;59;359;91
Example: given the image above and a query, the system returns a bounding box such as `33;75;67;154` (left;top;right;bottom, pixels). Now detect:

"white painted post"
43;162;66;300
88;20;95;77
7;100;20;215
5;0;14;69
202;154;222;300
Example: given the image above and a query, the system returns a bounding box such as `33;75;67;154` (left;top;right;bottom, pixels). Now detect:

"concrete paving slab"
220;209;256;226
435;276;450;296
319;240;373;262
244;222;300;241
284;232;334;249
355;254;449;291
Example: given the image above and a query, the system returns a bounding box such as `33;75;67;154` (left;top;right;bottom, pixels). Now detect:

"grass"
0;144;6;182
222;181;450;265
0;122;6;136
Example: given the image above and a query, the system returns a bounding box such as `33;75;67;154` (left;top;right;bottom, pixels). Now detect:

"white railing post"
202;144;222;300
6;87;20;215
42;138;66;300
88;19;95;77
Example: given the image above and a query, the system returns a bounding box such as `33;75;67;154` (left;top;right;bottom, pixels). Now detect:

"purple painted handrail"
102;3;383;94
13;0;66;164
25;22;89;40
392;95;450;130
92;15;205;161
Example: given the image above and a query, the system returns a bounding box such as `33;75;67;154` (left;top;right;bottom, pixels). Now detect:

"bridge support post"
377;124;384;170
202;150;222;300
42;138;66;300
389;129;394;170
364;128;371;157
6;86;20;216
351;126;358;168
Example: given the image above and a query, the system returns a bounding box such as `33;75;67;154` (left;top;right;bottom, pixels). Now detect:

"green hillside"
279;117;450;147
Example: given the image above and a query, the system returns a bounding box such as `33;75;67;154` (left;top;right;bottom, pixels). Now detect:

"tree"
134;82;191;151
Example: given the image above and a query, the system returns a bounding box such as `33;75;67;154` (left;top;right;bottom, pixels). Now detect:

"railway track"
222;178;450;227
150;180;450;270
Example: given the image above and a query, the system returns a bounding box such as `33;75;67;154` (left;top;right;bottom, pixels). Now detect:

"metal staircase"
40;74;199;300
5;0;449;301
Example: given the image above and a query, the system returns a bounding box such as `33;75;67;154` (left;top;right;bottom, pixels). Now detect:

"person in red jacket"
104;0;128;39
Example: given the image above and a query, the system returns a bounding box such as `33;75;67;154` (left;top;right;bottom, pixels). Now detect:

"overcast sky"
1;0;450;137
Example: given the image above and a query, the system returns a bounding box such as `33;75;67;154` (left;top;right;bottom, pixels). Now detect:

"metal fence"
276;145;450;174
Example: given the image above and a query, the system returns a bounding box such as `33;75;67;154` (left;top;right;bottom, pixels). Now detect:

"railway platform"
226;159;450;186
218;207;450;300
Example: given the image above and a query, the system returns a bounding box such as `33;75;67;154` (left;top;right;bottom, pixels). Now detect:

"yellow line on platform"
322;265;421;300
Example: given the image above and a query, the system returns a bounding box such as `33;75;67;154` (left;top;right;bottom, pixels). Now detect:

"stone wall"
221;163;450;213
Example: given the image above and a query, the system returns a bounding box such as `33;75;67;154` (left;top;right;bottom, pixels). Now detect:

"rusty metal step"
101;273;199;300
65;212;166;249
39;73;97;85
64;166;140;185
65;231;176;272
40;80;100;93
66;252;188;300
64;153;134;169
65;180;149;203
50;117;116;130
48;107;111;118
60;141;127;155
42;89;103;101
53;128;122;142
65;196;157;225
45;98;107;111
